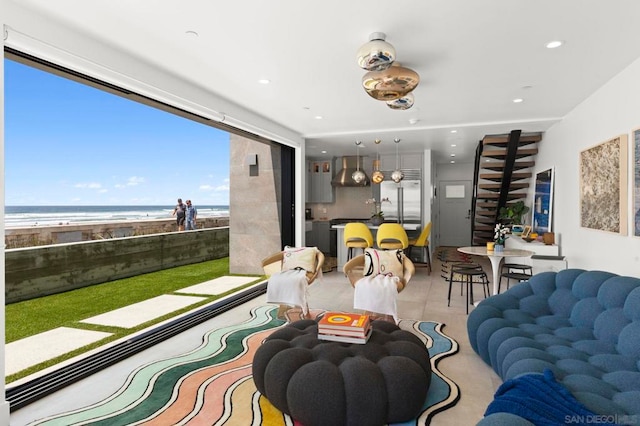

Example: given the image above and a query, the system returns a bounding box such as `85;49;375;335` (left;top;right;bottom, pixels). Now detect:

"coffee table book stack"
317;312;372;344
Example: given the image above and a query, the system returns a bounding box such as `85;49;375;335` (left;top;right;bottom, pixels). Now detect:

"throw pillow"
363;248;403;278
282;246;317;272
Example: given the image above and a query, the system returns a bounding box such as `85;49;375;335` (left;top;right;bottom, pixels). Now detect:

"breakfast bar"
332;222;421;269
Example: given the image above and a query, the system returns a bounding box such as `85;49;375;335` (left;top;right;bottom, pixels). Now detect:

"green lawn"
5;257;264;382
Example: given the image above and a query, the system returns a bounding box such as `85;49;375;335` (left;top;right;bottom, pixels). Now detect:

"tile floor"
10;248;502;425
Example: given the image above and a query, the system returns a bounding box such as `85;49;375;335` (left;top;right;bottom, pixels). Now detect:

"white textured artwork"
579;135;628;234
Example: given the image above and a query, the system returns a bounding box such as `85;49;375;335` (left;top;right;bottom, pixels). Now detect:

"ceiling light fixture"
450;130;457;133
363;62;420;101
391;138;404;183
258;79;270;84
546;40;563;49
352;141;367;184
371;139;384;184
356;32;396;71
386;92;415;110
513;98;524;103
357;33;419;109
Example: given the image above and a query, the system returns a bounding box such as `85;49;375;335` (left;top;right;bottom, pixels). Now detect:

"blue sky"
4;59;230;206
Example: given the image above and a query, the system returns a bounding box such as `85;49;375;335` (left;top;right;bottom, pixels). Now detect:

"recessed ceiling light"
409;118;420;125
513;98;524;103
450;154;456;157
450;160;455;164
314;115;323;120
451;144;457;147
450;130;457;133
321;150;327;154
258;79;271;85
546;40;563;49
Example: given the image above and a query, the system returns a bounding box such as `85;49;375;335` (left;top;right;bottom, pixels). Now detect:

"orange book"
318;312;370;332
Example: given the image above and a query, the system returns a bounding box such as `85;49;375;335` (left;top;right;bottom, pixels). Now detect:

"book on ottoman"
318;327;372;344
318;312;371;342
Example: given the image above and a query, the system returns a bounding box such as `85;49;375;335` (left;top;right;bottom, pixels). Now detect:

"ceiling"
11;0;640;163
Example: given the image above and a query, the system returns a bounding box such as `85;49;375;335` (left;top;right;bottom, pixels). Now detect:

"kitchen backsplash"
307;186;378;220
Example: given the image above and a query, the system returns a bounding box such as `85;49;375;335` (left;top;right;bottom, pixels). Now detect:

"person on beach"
172;198;186;231
185;199;198;230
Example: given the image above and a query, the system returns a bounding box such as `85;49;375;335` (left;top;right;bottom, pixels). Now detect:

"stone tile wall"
229;134;282;274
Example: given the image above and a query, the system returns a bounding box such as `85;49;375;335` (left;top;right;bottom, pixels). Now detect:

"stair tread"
479;183;529;190
476;192;527;199
482;148;539;159
477;202;498;208
480;172;532;181
482;161;535;171
482;134;542;146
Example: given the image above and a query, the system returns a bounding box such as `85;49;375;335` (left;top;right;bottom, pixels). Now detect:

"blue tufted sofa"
467;269;640;424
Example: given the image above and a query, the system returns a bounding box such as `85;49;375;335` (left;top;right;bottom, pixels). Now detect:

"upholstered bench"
252;318;432;426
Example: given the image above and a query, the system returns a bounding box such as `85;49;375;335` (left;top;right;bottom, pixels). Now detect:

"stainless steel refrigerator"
380;179;421;224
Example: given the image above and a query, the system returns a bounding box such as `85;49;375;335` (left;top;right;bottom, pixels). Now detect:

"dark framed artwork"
533;168;554;234
579;135;628;235
634;128;640;237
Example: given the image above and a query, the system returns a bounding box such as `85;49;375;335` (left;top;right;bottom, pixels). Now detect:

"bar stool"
498;263;532;293
344;222;374;260
376;223;409;250
448;263;490;314
407;222;432;274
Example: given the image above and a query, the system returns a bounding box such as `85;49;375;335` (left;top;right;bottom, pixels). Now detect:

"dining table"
457;246;534;296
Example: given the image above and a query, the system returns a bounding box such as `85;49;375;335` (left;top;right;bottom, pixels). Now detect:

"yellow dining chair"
407;222;432;273
344;222;374;260
376;223;409;250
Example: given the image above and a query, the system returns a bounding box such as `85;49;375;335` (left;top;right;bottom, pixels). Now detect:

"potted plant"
498;200;530;226
365;197;390;225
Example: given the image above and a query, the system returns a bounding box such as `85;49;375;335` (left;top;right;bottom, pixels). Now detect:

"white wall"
535;56;640;276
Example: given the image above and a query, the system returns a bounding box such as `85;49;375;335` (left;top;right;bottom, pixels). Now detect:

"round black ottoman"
252;318;432;426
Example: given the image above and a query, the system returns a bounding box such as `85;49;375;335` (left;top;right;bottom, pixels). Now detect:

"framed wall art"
532;167;554;234
579;134;628;235
634;128;640;237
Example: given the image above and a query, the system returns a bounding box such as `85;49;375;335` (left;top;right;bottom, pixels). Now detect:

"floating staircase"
471;130;542;245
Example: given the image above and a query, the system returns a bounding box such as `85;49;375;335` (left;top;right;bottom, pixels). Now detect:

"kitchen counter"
332;222;421;270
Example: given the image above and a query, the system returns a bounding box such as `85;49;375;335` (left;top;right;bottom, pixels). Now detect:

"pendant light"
371;139;384;184
391;138;404;183
362;62;420;101
386;92;415;110
356;32;396;71
352;140;367;184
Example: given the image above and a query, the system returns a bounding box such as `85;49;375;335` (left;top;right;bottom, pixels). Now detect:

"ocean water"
4;205;230;228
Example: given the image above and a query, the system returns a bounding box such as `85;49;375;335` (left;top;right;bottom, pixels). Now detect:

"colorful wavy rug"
29;305;460;425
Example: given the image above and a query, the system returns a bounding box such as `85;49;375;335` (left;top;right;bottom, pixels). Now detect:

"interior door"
438;180;472;247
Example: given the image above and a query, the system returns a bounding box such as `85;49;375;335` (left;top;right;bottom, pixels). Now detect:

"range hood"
331;156;370;187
